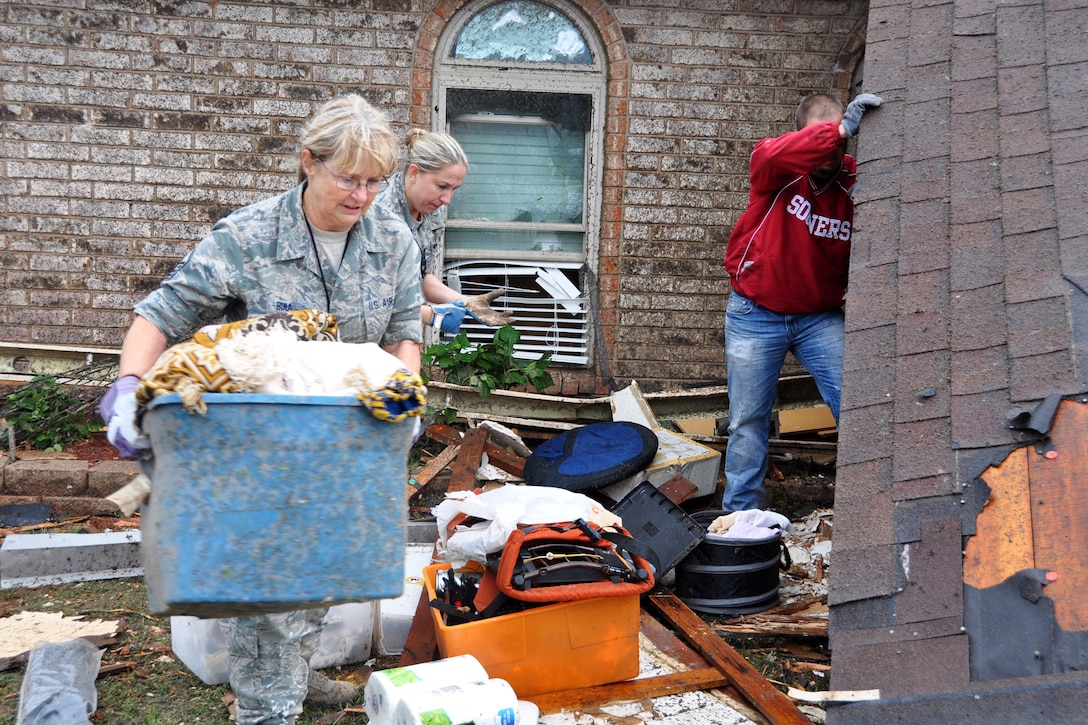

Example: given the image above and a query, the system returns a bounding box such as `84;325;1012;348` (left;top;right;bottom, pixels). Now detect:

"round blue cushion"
523;421;659;491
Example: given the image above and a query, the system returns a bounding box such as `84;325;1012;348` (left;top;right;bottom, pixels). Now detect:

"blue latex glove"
99;375;151;460
430;301;483;334
840;93;883;138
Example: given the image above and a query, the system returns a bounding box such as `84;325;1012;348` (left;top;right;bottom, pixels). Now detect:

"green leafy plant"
3;374;99;450
423;324;554;400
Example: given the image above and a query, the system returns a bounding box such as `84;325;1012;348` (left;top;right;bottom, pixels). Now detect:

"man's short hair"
796;93;845;130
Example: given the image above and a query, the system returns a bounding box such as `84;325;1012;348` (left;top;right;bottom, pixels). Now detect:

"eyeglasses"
314;158;389;193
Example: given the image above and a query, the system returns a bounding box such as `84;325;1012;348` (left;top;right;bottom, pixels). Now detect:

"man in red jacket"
722;92;882;512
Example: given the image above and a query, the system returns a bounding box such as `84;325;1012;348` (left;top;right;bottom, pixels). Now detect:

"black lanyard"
306;221;347;312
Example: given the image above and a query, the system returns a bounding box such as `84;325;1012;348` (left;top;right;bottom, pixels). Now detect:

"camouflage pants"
226;608;328;725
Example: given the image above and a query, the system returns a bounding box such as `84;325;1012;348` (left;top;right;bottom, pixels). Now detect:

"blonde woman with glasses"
99;94;423;725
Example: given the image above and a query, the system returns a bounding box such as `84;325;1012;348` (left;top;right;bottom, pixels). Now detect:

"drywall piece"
1;531;142;589
606;382;721;500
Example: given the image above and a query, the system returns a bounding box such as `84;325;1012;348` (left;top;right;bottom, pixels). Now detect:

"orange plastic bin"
423;563;641;698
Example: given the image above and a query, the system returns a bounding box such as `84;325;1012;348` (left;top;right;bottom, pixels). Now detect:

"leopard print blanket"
136;309;340;415
135;309;425;423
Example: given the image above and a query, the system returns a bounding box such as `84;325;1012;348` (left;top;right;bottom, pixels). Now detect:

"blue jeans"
723;293;843;512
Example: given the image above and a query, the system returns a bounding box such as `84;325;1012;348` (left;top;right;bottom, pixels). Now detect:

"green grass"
0;578;375;724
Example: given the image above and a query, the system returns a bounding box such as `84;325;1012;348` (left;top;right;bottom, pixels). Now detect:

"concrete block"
88;461;140;496
4;459;89;496
1;530;142;589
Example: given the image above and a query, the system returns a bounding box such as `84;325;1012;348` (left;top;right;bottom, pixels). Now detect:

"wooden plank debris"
645;591;811;725
711;613;828;638
407;444;460;500
426;423;526;478
531;669;732;715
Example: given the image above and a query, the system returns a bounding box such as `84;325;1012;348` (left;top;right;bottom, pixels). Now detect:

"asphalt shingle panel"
899;153;951;202
1052;159;1088;239
894;517;966;624
844;263;897;332
950;283;1007;352
949;158;1002;223
949;220;1004;291
907;5;953;67
1009;349;1079;403
829;634;970;697
951;389;1016;449
837;401;893;466
893;350;951;423
898;200;950;275
950;109;1000;161
892;418;955;484
995;3;1047;67
1003;228;1065;303
950;346;1009;396
827;544;898;606
950;34;997;82
895;308;949;356
1006;296;1071;358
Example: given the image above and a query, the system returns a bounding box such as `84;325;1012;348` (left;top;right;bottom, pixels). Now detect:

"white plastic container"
375;543;435;655
364;654;490;725
170;601;375;685
392;678;518;725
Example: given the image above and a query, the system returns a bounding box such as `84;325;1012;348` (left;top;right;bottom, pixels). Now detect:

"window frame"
431;0;607;366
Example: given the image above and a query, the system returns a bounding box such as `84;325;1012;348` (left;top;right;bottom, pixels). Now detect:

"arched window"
434;0;606;365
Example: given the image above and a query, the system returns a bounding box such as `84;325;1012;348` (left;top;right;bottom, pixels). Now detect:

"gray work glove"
459;289;514;327
841;93;883;138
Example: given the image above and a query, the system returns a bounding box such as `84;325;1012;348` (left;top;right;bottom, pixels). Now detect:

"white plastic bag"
433;485;622;567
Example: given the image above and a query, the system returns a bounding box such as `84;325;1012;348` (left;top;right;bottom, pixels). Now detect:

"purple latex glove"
99;374;140;423
100;375;150;460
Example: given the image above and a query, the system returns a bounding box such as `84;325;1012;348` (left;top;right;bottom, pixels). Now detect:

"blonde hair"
298;94;399;182
403;129;468;173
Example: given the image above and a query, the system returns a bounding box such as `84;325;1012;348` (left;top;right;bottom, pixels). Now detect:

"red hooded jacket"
724;122;856;314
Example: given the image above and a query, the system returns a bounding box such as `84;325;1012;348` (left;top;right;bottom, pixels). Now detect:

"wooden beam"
645;591;811;725
711;614;828;638
407;444;460;499
447;427;487;493
531;669;732;715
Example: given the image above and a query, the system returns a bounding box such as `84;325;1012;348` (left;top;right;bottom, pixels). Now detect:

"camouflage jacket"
135;181;424;346
372;171;446;277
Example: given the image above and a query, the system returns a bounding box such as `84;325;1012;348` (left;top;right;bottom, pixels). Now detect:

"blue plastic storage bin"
140;393;414;617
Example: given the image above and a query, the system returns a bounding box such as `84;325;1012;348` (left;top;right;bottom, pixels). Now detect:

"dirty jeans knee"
723;294;790;512
227;611;315;725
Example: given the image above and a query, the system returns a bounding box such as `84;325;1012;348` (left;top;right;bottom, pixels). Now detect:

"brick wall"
0;0;868;393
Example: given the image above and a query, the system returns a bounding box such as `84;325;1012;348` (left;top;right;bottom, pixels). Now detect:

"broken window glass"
451;0;592;64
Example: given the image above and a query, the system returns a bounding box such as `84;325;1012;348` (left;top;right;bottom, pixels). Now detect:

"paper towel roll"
364;654;490;725
392;678;518;725
518;699;540;725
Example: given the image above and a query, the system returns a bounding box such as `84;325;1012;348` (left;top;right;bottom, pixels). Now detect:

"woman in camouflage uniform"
373;129;512;334
99;94;423;725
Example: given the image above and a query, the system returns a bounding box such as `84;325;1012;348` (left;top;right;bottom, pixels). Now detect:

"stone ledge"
2;457;137;497
0;457;138;519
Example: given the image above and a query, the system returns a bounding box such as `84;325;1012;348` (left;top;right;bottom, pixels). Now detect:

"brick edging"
0;457;139;519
